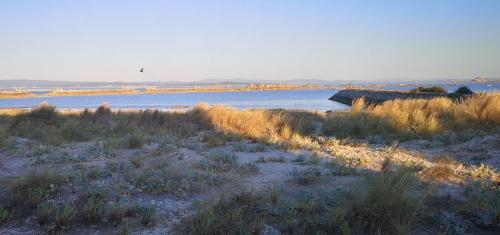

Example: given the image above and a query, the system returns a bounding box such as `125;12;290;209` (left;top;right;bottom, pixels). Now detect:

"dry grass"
420;164;465;184
453;92;500;127
348;162;423;234
4;93;497;145
324;93;500;137
1;103;211;144
196;104;323;145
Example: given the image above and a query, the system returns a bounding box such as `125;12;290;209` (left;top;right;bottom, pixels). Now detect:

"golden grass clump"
454;92;500;126
324;93;500;137
196;104;274;141
420;163;465;184
196;104;323;144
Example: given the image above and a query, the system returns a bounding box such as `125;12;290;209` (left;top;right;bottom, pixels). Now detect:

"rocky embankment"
329;89;448;106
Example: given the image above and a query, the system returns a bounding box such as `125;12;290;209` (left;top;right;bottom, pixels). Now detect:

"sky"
1;0;500;82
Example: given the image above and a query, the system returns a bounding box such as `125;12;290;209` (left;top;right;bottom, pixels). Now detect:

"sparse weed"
238;162;260;174
233;142;268;152
205;133;228;148
117;219;130;235
140;206;156;227
37;201;56;225
55;205;76;229
107;203;127;225
349;163;422;234
130;155;145;168
470;163;499;181
83;196;105;224
255;155;285;163
178;190;265;235
0;206;12;225
420;162;464;183
290;166;322;185
326;155;363;176
9;170;60;209
197;151;238;172
463;182;500;228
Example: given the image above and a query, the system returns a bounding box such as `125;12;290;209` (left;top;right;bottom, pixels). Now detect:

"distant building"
472;77;489;83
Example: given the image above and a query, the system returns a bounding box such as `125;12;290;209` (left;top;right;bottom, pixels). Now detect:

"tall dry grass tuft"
196;104;272;141
454;92;500;126
349;162;422;234
351;97;366;115
195;104;323;145
324;93;500;137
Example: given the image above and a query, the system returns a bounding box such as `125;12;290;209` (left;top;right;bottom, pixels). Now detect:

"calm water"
1;83;498;111
0;89;347;111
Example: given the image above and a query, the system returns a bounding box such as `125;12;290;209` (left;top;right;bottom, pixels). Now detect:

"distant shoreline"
2;82;497;100
0;84;343;99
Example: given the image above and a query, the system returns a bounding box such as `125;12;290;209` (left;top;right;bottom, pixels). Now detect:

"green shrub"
127;134;144;149
9;103;60;134
454;86;474;95
96;103;112;117
0;206;13;225
0;132;14;149
9;170;61;208
410;86;447;93
60;122;88;142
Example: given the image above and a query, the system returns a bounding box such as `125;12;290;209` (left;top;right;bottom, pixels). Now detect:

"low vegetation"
324;93;500;138
0;92;498;234
179;161;423;235
410;86;448;93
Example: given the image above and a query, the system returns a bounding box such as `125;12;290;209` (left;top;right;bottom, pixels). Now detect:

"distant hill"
0;79;248;90
1;78;498;90
0;79;348;90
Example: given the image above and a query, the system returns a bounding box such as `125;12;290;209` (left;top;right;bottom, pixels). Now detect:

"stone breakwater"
329;89;448;106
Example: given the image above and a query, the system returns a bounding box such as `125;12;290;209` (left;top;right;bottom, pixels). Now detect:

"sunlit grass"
324;93;500;138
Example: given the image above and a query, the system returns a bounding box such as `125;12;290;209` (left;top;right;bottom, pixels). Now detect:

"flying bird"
139;67;144;73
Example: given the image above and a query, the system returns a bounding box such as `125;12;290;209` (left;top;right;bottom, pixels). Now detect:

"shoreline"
0;85;336;99
0;106;348;116
0;83;414;99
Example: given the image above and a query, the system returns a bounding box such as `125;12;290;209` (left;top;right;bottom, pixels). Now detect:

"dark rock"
329;89;449;106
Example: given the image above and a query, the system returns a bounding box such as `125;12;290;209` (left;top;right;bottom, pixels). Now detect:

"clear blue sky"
1;0;499;82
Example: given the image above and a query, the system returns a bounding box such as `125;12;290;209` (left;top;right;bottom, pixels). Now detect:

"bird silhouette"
139;67;144;73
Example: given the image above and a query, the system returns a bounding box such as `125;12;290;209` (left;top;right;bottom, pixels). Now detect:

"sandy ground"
0;131;499;234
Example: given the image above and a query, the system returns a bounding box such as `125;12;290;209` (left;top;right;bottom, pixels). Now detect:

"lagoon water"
0;89;347;111
0;83;498;111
